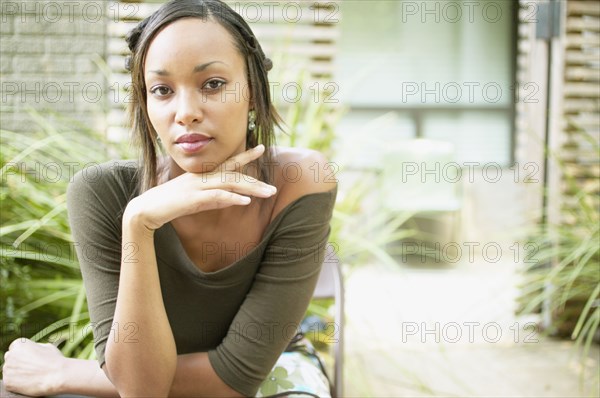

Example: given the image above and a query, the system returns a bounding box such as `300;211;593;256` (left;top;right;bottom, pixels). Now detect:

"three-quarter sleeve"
66;161;136;368
207;187;337;396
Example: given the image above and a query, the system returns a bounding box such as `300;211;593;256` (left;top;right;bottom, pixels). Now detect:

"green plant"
272;71;416;269
517;126;599;367
0;109;131;362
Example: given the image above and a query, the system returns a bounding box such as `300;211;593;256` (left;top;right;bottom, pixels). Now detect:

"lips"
174;133;213;153
175;133;212;144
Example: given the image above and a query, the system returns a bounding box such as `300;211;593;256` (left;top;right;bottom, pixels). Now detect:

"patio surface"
342;256;600;397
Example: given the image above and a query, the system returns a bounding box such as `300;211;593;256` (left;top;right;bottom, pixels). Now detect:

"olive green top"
66;160;337;397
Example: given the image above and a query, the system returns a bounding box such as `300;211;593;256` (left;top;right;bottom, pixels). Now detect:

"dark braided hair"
124;0;280;193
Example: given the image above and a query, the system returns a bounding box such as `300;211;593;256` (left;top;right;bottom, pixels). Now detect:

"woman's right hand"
2;338;66;396
123;144;277;231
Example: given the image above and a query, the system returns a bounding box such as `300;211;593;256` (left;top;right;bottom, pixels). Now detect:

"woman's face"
144;18;251;176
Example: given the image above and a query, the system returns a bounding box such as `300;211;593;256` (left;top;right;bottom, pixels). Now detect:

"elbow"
109;373;172;397
104;355;174;397
224;386;246;398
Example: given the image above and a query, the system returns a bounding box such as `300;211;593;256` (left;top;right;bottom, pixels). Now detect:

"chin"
163;150;215;175
179;158;221;174
168;141;244;175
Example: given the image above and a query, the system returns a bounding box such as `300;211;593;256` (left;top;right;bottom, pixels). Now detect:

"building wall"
1;1;108;133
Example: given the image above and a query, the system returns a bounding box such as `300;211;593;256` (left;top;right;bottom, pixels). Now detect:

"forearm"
57;358;119;397
58;354;243;398
170;352;244;397
105;217;177;396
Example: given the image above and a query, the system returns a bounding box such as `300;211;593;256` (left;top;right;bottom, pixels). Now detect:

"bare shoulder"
269;146;338;220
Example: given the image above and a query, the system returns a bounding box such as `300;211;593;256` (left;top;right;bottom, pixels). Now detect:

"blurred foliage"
273;70;416;269
0;109;130;362
517;126;599;363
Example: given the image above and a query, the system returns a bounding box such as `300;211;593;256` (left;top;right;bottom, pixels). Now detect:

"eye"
149;85;173;97
203;79;225;91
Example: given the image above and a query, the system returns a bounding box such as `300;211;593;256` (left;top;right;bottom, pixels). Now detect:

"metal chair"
312;245;344;398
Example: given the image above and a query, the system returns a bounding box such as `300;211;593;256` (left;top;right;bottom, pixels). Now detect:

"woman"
2;0;337;396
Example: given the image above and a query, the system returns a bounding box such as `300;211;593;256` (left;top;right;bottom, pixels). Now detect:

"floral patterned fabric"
255;335;332;398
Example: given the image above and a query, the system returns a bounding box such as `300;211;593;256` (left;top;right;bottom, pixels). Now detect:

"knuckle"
8;338;22;350
245;175;258;184
208;190;224;202
225;173;236;184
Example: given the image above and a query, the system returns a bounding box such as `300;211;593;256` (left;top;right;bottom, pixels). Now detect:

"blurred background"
1;0;598;396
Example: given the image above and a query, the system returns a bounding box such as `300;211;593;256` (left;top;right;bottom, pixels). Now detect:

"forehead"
144;17;242;70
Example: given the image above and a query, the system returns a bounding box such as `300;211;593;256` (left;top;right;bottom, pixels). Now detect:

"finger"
44;341;60;349
202;172;276;198
203;189;252;209
219;144;265;173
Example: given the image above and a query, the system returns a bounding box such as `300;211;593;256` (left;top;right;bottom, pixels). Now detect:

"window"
334;0;515;167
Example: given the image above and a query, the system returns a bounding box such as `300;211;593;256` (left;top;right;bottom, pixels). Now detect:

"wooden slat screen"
562;0;600;223
515;0;599;225
514;0;599;330
106;0;340;141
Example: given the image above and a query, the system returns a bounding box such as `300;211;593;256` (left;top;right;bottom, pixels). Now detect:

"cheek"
230;107;248;136
146;100;168;130
210;98;249;132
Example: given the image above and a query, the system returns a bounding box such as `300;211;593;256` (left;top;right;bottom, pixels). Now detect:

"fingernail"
255;144;265;151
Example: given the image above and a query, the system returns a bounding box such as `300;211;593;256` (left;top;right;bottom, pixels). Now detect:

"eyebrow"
148;61;226;76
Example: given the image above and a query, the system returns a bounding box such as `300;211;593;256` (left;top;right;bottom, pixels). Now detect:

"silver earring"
248;110;256;132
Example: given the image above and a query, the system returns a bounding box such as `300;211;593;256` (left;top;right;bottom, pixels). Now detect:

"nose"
174;89;204;126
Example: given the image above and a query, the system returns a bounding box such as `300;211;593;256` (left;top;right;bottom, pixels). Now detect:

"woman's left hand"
2;338;66;396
